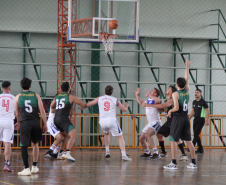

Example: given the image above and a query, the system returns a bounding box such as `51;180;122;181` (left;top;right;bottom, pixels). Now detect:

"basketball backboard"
67;0;139;43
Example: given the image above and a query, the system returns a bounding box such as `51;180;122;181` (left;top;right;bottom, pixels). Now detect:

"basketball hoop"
99;33;118;54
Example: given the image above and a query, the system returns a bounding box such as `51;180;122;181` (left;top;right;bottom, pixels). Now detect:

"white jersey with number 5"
98;95;117;119
0;93;15;119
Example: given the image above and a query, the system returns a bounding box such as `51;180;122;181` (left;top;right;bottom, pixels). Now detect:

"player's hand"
124;102;129;108
145;88;149;97
78;106;86;110
185;59;191;66
14;123;20;130
168;111;172;118
205;120;209;126
135;88;140;96
42;124;48;134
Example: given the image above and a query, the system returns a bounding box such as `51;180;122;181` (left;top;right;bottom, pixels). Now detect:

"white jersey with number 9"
98;95;117;119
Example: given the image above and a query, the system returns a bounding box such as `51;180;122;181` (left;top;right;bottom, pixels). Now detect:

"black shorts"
157;120;171;137
19;119;42;147
54;117;75;134
170;115;191;142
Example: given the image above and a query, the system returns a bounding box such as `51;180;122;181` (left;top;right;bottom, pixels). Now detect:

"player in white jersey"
79;85;132;161
47;108;60;138
135;87;162;160
0;81;15;172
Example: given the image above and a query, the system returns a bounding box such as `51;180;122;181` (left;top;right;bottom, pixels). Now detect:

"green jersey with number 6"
175;89;189;116
55;92;72;119
18;91;39;121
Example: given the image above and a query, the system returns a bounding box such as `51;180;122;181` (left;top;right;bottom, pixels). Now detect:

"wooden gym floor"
0;149;226;185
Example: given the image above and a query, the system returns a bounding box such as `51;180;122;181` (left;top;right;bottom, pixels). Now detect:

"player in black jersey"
147;85;188;161
15;78;47;176
163;60;197;170
189;89;209;153
48;82;86;162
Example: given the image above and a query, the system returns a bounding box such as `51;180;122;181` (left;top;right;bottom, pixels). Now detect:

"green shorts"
169;135;175;142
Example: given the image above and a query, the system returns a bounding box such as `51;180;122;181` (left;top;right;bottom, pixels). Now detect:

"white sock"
105;146;109;153
50;144;56;151
121;151;126;157
53;146;60;154
153;148;158;154
145;149;150;154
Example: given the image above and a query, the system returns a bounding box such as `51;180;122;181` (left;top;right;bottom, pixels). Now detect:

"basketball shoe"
18;168;31;176
62;151;75;162
3;165;14;172
122;156;132;161
31;166;39;174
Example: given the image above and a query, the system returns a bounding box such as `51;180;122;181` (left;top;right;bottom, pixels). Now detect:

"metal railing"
2;114;226;150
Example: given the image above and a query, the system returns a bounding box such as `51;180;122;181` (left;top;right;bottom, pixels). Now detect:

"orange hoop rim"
99;33;118;41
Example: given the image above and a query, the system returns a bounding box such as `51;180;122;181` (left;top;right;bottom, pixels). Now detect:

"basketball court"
0;149;225;185
1;0;226;184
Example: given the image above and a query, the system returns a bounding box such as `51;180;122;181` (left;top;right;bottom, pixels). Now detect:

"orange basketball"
109;20;118;29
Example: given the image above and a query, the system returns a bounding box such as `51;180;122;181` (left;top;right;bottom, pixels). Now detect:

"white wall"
140;0;226;39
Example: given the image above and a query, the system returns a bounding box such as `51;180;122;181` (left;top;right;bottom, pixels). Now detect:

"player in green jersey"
146;85;188;161
15;78;47;176
163;60;197;170
48;82;86;162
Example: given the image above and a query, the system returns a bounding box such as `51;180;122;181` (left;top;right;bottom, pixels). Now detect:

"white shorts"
99;118;122;137
0;119;14;143
142;120;162;134
47;117;60;138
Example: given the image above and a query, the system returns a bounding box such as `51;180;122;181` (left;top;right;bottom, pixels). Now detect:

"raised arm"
78;98;98;110
36;93;47;134
135;88;144;106
117;100;129;112
184;59;190;91
14;94;20;130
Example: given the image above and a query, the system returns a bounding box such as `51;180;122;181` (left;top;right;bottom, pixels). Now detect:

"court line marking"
0;181;14;185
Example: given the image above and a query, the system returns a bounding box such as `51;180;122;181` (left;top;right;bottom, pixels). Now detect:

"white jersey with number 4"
98;95;117;119
0;93;15;120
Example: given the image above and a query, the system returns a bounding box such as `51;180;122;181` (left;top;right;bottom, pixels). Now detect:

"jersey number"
183;99;188;111
104;101;110;111
56;99;65;109
2;99;9;112
25;100;33;113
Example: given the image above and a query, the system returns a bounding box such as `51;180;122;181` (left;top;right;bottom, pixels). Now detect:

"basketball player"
47;82;86;162
0;81;15;172
44;105;69;160
163;59;197;170
146;86;188;161
135;87;162;159
15;78;48;175
78;85;132;161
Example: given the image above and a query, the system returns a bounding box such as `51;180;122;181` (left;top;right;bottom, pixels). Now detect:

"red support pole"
57;0;77;141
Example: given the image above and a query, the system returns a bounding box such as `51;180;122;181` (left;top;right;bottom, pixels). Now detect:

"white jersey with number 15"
0;93;15;120
98;95;117;119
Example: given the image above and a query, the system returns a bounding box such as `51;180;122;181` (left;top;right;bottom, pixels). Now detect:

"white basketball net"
100;34;117;54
